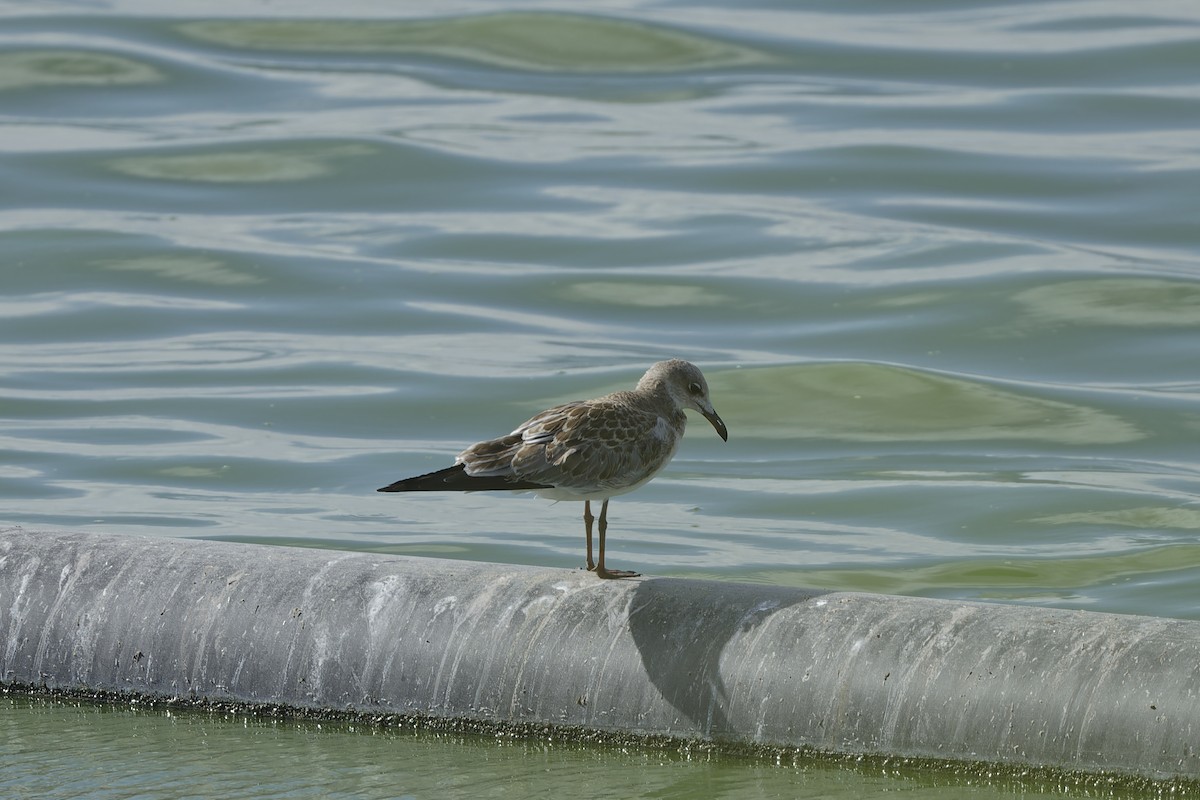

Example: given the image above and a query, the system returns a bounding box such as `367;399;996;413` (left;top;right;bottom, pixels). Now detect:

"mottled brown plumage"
378;359;728;578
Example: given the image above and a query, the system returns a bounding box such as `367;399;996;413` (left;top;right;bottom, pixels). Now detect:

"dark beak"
702;408;729;442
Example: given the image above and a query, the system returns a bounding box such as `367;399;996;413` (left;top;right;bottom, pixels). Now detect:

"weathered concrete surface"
1;528;1197;780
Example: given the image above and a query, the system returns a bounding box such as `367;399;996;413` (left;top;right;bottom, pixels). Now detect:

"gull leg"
584;500;596;571
594;499;640;579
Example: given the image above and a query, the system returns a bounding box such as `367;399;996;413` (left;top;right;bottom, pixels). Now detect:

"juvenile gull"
377;359;728;579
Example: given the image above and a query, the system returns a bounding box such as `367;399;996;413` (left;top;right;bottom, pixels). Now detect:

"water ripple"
2;0;1198;622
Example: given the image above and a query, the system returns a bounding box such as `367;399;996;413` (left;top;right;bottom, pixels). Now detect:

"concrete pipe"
1;527;1197;783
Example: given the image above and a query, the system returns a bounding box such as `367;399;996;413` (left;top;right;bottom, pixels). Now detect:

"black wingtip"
376;464;459;492
377;463;551;493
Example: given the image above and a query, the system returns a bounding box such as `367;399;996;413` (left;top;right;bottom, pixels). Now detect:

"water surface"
2;0;1199;796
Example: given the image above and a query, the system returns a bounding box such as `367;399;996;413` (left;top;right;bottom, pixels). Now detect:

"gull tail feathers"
377;463;550;493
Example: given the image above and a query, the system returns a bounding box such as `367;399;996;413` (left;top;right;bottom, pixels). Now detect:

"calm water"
0;695;1173;799
2;0;1198;796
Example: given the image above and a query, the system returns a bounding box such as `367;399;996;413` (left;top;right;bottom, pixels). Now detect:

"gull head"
638;359;728;442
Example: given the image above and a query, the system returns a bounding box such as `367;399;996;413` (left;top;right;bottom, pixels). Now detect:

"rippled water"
2;1;1199;796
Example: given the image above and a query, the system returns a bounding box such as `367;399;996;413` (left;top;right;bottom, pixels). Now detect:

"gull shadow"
627;577;824;739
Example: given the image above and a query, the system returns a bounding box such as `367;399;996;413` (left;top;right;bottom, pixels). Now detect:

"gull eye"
688;382;703;396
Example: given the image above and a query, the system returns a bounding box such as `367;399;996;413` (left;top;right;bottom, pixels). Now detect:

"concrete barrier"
1;527;1197;783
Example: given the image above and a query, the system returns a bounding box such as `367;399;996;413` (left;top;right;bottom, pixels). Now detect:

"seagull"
377;359;728;579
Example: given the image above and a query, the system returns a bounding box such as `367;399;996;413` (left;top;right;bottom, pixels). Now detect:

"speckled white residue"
277;553;349;691
814;598;827;607
231;655;246;686
931;605;976;652
4;572;36;666
521;581;575;614
432;595;458;616
309;628;330;695
735;599;780;629
366;574;404;622
849;638;866;655
521;594;559;614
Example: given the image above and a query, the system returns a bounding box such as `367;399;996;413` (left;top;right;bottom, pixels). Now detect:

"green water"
2;0;1199;795
0;696;1172;799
